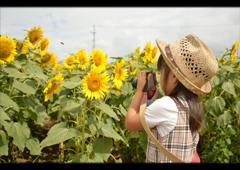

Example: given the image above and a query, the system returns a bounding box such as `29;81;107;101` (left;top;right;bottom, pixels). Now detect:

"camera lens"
132;79;138;89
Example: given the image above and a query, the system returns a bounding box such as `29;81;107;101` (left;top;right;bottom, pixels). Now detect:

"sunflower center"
115;68;122;79
42;54;51;63
88;76;101;92
79;57;85;64
41;41;48;51
0;42;11;59
30;31;40;44
48;80;58;94
129;65;133;72
16;41;23;49
94;55;102;66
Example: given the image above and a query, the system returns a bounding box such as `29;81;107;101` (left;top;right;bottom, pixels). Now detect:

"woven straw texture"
156;34;218;95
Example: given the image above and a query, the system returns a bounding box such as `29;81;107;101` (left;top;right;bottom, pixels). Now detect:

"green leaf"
13;79;36;95
233;100;240;114
120;82;133;95
26;136;41;155
90;154;104;163
123;96;133;109
0;92;14;107
222;80;237;97
56;87;71;97
98;122;123;141
19;96;47;126
95;102;118;120
139;131;148;153
233;78;240;88
0;107;11;125
220;65;234;72
2;67;26;78
92;137;113;161
0;130;9;156
209;74;221;88
58;99;82;119
39;122;78;149
16;54;27;61
217;111;233;125
3;120;30;151
23;60;44;76
87;117;98;134
58;75;81;89
34;73;48;81
0;58;17;67
119;104;127;117
205;97;225;117
128;131;140;138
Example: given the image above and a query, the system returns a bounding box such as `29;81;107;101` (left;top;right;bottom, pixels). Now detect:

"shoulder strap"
139;102;185;163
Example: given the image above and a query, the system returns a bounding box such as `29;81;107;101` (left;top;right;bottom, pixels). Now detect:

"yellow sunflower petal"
112;59;128;89
63;55;78;69
0;35;17;65
90;48;107;72
75;49;89;70
26;25;44;47
81;67;109;100
43;73;64;102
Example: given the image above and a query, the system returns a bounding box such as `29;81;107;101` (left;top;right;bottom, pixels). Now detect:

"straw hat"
156;34;218;95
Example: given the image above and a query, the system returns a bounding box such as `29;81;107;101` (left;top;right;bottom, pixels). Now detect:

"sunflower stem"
96;110;103;137
73;87;76;99
81;99;88;157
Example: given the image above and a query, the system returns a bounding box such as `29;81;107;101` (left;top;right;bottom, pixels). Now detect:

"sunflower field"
0;25;240;163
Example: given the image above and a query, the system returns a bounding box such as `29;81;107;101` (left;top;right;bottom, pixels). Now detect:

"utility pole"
90;25;96;50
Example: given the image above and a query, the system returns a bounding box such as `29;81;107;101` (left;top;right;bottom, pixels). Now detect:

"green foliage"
199;45;240;163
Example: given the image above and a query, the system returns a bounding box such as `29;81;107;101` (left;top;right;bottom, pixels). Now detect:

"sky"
1;7;240;63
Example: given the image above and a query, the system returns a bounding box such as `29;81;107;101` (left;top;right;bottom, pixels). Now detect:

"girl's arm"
125;90;145;131
125;70;158;132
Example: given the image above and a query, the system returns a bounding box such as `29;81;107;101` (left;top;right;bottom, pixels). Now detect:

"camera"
132;70;157;99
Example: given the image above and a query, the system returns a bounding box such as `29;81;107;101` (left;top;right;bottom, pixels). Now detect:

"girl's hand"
136;70;152;93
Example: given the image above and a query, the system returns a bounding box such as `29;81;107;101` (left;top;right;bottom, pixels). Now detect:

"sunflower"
63;55;78;70
26;25;44;47
51;56;58;68
134;46;141;58
142;41;153;63
112;59;128;89
81;66;110;100
37;51;55;67
37;37;49;53
149;46;158;63
53;64;64;72
0;35;17;65
75;49;89;70
128;60;139;75
230;40;239;62
43;73;64;102
90;48;107;72
144;41;152;55
17;40;29;54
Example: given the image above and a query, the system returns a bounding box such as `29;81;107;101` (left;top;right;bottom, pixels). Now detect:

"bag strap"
139;101;185;163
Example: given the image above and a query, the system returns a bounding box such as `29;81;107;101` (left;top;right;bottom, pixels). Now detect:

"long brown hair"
157;54;204;134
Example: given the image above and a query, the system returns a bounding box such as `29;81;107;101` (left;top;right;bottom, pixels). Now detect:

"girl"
125;34;218;163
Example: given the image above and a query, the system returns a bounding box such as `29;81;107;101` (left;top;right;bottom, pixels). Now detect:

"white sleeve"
145;96;178;137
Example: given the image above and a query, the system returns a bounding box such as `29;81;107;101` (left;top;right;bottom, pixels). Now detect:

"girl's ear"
171;71;179;85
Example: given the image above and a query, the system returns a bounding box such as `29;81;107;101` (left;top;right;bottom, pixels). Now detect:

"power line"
96;23;240;29
90;25;96;50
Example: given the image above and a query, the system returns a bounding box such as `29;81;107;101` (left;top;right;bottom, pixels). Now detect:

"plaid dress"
146;95;199;163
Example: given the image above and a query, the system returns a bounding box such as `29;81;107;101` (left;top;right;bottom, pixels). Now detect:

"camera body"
132;71;157;99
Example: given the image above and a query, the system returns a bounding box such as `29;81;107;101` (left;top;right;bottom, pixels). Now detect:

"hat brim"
156;38;211;95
